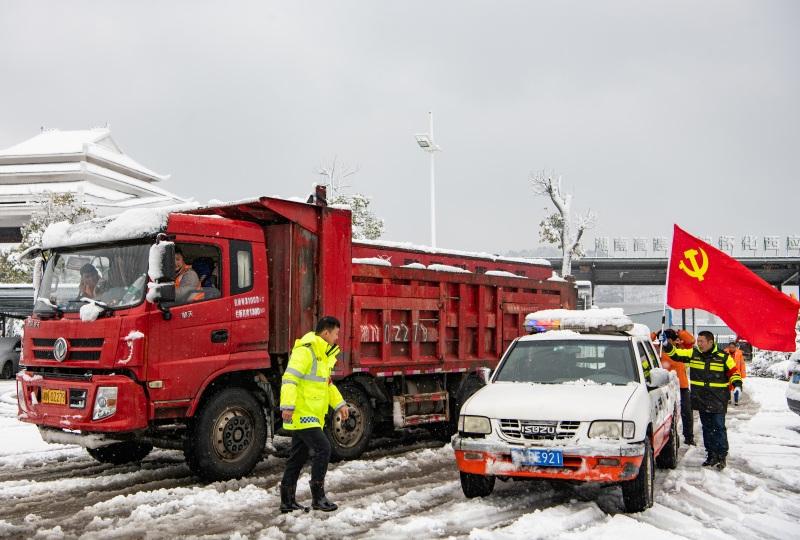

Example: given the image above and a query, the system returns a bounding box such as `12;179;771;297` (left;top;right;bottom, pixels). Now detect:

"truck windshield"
494;339;639;385
35;243;151;314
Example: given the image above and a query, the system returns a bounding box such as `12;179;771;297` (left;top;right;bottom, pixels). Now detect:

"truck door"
146;238;231;408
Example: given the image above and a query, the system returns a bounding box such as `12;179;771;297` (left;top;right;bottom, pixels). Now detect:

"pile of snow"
547;271;567;282
485;270;523;278
750;350;796;380
525;307;634;333
355;239;551;266
41;203;197;249
427;264;471;274
79;300;105;322
352;257;391;267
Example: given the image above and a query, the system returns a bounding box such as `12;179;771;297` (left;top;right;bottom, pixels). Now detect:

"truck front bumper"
453;435;645;483
16;371;148;434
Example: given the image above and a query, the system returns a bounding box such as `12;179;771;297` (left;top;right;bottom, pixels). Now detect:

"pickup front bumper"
453;435;645;483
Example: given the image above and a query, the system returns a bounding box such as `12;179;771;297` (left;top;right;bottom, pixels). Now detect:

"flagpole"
658;228;675;356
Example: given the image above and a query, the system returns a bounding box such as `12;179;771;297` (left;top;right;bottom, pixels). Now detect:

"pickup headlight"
93;386;118;420
458;415;491;435
588;420;635;439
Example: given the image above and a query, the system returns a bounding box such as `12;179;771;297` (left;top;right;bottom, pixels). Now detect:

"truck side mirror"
477;367;493;385
149;241;176;283
147;240;176;318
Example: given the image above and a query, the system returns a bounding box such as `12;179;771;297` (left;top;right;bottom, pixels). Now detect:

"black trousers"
680;388;694;441
281;427;331;485
698;411;729;458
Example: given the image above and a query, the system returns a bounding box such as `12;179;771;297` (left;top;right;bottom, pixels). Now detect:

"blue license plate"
511;448;564;467
793;373;800;384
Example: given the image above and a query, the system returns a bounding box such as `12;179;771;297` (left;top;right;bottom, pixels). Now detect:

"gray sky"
1;1;798;254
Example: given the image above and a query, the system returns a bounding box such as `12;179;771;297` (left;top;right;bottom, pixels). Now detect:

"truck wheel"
656;413;679;470
621;437;654;512
460;471;495;498
184;387;267;481
1;361;12;379
325;383;373;461
87;441;153;465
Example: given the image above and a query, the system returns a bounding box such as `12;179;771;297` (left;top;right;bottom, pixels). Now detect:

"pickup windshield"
494;339;639;385
35;243;150;314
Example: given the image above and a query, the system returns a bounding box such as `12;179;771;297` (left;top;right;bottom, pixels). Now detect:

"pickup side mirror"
647;367;671;389
477;367;493;385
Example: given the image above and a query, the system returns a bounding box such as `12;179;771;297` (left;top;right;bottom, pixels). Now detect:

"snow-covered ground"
0;378;798;539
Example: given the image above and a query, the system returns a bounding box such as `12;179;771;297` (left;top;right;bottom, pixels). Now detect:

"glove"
733;387;741;401
658;332;669;346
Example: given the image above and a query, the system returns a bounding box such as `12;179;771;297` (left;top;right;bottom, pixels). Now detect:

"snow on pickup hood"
462;381;638;422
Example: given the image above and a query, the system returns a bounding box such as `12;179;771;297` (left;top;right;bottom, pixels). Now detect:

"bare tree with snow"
530;170;596;277
318;158;385;240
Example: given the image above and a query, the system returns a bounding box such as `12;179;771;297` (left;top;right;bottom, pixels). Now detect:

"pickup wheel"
87;441;153;465
184;388;267;481
621;437;654;512
656;412;679;470
460;471;495;498
325;383;374;461
1;361;12;379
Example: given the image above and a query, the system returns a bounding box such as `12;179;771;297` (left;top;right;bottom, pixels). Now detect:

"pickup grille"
499;419;581;441
31;338;105;362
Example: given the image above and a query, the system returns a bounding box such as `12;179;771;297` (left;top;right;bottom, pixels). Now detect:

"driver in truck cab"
78;263;102;299
174;248;204;303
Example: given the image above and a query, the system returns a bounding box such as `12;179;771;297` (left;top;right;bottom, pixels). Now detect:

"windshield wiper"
35;297;63;319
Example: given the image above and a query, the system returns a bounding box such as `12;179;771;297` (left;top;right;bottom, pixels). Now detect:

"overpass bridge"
547;256;800;289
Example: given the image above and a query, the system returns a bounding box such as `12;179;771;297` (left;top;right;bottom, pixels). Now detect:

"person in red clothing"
726;342;747;405
657;329;695;445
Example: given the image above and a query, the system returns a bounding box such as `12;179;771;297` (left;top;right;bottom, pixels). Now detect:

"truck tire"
621;437;654;512
460;471;495;498
1;361;12;379
656;413;679;470
87;441;153;465
325;383;373;461
184;387;267;481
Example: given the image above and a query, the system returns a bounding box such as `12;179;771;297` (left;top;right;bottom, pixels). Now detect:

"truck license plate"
511;448;564;467
41;389;66;405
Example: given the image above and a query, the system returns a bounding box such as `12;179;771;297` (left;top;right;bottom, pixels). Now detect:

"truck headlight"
93;387;118;420
588;421;635;439
458;415;491;435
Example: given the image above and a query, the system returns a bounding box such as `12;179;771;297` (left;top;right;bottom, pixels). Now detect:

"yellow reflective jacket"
279;332;345;430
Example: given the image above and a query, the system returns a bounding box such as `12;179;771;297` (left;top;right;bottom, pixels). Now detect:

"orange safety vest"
175;267;205;302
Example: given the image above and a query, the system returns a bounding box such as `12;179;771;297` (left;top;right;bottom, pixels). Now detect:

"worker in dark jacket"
661;330;743;469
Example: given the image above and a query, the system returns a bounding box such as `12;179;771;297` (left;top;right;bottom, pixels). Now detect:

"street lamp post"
415;111;441;248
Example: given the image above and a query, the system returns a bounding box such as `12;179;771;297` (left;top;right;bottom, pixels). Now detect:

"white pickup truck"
452;309;680;512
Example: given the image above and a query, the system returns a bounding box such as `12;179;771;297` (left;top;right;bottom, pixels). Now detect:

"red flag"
667;225;800;351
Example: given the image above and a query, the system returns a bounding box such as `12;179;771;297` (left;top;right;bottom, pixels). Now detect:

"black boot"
715;456;727;470
280;483;307;513
685;437;695;446
702;454;718;467
310;480;338;512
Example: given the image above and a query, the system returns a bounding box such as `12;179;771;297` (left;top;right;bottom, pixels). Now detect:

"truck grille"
31;338;105;362
499;419;581;441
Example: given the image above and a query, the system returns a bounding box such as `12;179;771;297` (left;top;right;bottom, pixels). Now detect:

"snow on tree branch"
318;158;384;240
530;170;596;277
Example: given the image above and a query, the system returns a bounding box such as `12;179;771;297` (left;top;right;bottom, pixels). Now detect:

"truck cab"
452;308;680;513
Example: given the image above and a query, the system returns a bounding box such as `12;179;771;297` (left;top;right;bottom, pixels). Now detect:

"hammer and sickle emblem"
678;248;709;281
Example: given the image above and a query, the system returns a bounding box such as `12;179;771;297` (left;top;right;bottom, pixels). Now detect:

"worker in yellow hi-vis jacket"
279;316;348;513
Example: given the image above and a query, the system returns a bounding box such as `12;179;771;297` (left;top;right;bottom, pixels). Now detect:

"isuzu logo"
53;337;69;362
521;424;556;435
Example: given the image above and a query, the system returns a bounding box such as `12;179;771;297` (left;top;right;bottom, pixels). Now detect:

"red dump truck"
17;187;575;480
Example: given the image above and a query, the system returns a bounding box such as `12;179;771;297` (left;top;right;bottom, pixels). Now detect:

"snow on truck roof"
354;238;551;267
